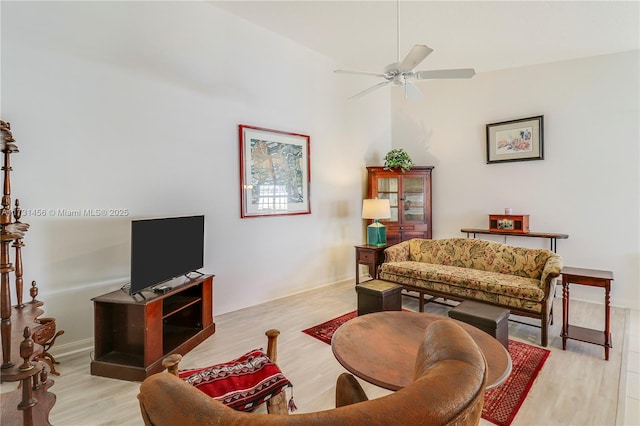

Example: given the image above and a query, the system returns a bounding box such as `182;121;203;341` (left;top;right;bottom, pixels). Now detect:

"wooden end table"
331;311;512;390
354;244;389;284
561;266;613;360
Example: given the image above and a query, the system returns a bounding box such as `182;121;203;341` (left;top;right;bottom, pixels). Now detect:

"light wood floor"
3;280;629;425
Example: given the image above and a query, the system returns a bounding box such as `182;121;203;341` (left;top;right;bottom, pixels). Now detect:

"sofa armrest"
540;253;563;294
384;241;410;263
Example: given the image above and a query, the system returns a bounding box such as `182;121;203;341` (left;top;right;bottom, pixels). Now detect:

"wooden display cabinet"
367;166;433;245
91;274;214;382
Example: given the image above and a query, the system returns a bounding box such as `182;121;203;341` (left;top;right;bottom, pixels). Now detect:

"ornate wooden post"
1;120;17;369
13;199;25;308
18;327;37;426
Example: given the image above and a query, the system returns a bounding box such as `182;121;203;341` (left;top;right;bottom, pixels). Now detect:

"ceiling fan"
334;3;476;100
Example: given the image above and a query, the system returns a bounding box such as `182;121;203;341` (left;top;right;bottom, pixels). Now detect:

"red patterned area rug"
301;311;358;344
302;311;550;426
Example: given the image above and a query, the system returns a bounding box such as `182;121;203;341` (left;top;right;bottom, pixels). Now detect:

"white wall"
1;1;391;351
392;51;640;309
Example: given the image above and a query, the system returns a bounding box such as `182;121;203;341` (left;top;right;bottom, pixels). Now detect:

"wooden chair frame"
161;329;289;414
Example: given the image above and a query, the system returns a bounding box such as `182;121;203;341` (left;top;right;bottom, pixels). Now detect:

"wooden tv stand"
91;274;214;381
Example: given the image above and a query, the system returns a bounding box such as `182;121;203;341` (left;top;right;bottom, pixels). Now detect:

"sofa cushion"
407;238;553;281
178;349;291;412
382;261;544;302
379;265;545;313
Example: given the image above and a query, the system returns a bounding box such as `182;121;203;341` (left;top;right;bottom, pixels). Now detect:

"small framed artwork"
239;124;311;218
486;115;543;164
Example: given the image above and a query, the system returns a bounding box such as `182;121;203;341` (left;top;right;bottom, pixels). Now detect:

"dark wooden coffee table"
331;311;512;391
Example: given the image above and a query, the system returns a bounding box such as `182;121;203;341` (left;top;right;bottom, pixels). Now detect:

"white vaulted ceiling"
212;1;639;73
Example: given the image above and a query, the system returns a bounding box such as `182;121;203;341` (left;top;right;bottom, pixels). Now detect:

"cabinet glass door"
377;177;398;222
402;177;424;222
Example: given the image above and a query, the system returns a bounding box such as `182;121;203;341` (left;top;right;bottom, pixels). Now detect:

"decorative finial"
13;199;22;223
18;327;35;371
30;280;38;303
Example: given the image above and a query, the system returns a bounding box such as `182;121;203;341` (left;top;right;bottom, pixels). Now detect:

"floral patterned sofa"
378;238;563;346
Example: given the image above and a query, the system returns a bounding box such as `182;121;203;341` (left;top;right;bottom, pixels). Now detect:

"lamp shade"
362;198;391;220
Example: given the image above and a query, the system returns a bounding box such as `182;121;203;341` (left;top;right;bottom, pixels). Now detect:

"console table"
461;228;569;252
561;267;613;360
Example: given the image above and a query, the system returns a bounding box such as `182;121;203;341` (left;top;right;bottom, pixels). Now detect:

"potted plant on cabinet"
383;149;413;173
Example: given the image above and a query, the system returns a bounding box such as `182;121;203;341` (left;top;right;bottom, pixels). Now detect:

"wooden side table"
561;266;613;360
354;244;389;284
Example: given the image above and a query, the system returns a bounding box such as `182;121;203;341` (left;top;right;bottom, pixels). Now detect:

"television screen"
130;215;204;295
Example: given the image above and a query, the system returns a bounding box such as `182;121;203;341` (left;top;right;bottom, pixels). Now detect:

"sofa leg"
419;292;425;312
541;312;549;347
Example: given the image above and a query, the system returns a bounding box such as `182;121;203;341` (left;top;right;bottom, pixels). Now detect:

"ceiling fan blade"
348;80;392;99
334;70;387;78
398;45;433;72
414;68;476;79
403;81;423;101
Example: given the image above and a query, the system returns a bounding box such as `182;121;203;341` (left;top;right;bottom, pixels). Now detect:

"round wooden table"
331;311;512;391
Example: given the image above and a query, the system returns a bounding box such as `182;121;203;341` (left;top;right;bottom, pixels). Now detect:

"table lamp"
362;198;391;246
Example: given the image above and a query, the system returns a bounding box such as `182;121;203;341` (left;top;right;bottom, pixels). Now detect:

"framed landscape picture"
239;124;311;218
486;115;544;164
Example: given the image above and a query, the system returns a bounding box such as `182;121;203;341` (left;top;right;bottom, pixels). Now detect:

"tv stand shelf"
163;295;200;317
91;274;214;382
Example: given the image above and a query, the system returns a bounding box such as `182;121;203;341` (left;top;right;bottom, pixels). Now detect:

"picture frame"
239;124;311;218
486;115;544;164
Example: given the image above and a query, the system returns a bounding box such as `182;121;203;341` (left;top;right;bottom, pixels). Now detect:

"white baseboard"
49;337;93;361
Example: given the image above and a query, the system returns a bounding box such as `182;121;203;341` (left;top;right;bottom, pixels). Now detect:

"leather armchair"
138;319;487;426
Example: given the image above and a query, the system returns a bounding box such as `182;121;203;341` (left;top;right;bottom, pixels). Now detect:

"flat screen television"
130;215;205;295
